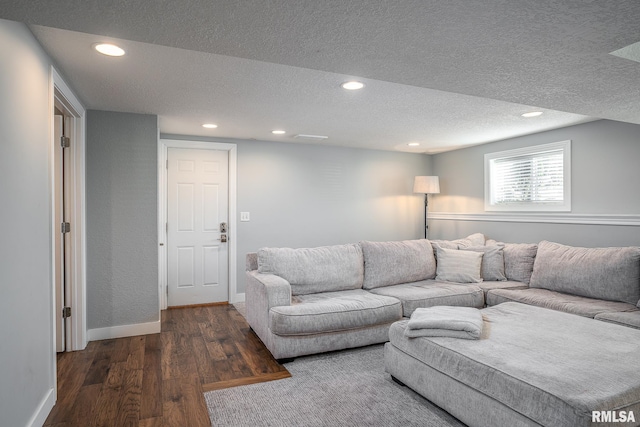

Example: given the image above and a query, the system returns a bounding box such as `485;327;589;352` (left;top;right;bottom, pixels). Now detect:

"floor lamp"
413;176;440;239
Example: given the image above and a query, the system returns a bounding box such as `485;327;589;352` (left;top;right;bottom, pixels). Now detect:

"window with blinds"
484;141;571;212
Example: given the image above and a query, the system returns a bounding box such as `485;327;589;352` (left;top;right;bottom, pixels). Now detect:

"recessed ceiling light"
93;43;125;57
272;130;286;135
522;111;543;118
408;142;420;147
202;123;218;129
341;81;365;90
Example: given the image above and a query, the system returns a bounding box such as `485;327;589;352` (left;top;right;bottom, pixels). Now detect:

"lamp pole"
413;176;440;240
424;193;429;239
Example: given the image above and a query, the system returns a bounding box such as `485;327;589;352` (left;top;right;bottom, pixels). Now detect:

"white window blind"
485;141;571;212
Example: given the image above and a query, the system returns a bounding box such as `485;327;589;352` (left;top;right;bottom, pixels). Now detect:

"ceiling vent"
293;134;329;141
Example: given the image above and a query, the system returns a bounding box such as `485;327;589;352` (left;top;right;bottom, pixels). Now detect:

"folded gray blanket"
404;306;484;340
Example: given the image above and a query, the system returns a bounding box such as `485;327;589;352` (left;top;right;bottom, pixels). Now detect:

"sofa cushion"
268;289;402;336
435;247;483;283
368;280;484;316
529;240;640;305
595;310;640;330
463;245;506;281
477;280;528;296
361;240;436;290
258;244;364;296
387;302;640;427
486;288;637;318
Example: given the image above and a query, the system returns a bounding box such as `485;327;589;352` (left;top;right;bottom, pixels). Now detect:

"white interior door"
62;116;72;346
54;114;73;352
167;148;229;306
54;115;65;352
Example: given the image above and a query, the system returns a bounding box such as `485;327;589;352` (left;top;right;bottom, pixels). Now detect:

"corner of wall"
26;388;56;427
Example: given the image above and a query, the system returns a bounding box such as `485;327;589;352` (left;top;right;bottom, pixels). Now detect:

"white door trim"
158;139;238;309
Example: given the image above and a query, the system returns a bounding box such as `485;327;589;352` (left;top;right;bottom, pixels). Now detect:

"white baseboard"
232;292;245;303
28;387;55;427
88;320;161;342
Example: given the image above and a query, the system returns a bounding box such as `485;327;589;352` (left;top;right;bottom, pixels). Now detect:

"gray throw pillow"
435;246;484;283
460;233;486;247
430;239;460;250
361;239;436;289
529;241;640;305
463;245;507;281
500;243;538;284
258;244;364;295
430;233;486;255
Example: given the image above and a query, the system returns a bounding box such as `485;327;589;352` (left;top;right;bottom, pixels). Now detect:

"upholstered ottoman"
384;302;640;427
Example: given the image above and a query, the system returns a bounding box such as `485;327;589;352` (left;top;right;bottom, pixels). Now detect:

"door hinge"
166;222;168;232
61;222;71;233
166;159;169;169
62;306;71;318
61;136;71;148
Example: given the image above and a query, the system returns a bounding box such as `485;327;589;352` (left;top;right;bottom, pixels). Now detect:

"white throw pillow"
435;247;484;283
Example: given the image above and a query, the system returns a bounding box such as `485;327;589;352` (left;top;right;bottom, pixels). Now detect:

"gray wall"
0;19;56;426
430;120;640;246
86;110;159;329
163;135;433;293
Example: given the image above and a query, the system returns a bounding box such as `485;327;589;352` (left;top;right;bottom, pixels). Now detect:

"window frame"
484;140;571;212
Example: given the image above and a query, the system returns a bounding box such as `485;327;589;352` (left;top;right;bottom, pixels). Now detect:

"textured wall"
0;19;56;426
86;110;159;329
163;135;433;294
430;120;640;246
235;140;432;292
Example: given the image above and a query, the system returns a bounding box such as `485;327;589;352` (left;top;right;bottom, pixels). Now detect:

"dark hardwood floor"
44;304;290;426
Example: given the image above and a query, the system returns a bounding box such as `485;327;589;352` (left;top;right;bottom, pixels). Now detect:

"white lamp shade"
413;176;440;194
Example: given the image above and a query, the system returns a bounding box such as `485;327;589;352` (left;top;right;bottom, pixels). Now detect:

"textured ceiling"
3;1;640;152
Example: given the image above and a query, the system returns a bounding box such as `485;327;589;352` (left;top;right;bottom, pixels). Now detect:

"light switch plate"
240;212;250;222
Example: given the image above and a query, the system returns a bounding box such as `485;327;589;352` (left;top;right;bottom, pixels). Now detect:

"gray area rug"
204;344;465;426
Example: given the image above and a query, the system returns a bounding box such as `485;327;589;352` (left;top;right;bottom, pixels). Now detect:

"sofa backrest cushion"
257;244;364;295
361;239;436;289
529;241;640;305
460;233;487;247
246;252;258;271
430;233;487;254
500;243;537;284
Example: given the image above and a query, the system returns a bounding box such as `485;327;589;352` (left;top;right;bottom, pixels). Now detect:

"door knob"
220;234;228;243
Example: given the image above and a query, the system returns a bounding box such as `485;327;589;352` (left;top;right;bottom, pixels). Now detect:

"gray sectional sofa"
486;240;640;321
246;233;526;360
246;235;640;426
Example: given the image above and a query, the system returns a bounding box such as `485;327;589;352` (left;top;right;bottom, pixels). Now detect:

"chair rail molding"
429;212;640;226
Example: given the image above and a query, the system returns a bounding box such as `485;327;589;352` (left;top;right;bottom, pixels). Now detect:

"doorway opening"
53;108;71;352
51;67;87;354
